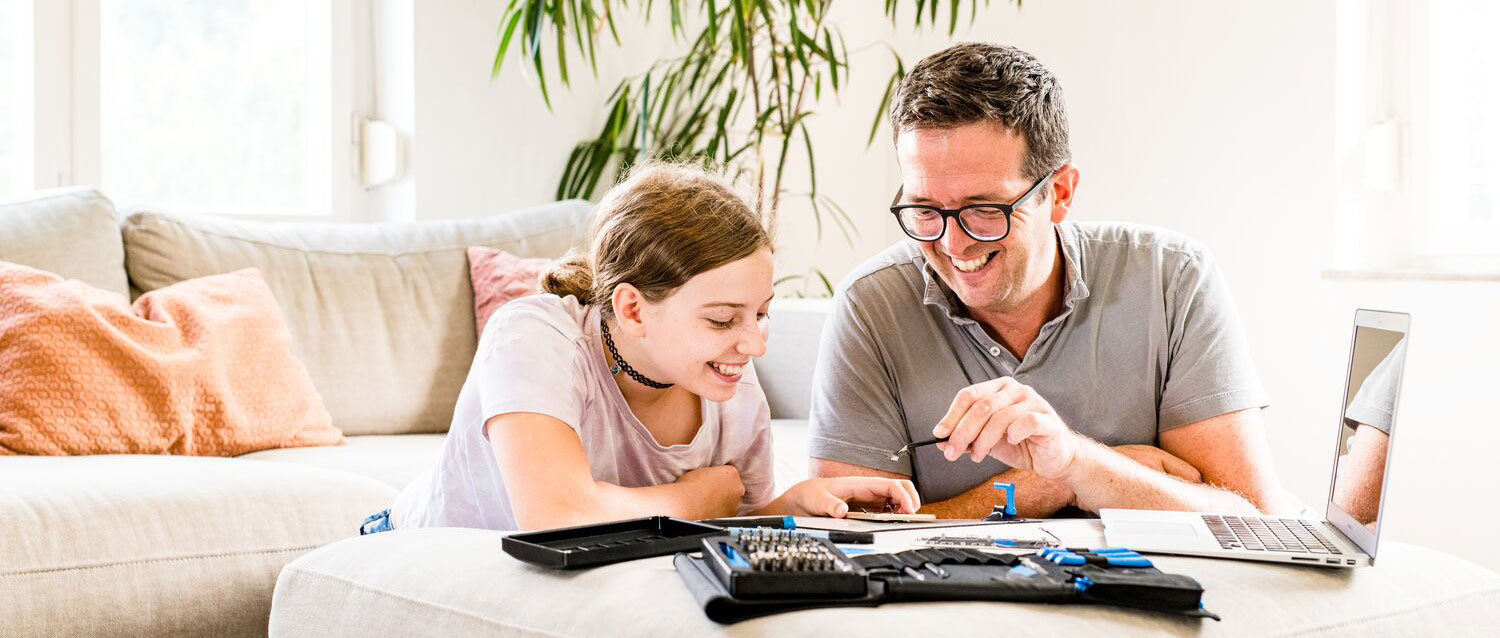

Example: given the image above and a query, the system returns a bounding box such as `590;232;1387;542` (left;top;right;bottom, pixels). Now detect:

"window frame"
1335;0;1500;275
1404;0;1500;268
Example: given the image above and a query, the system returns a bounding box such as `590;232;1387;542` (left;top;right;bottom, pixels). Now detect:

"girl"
387;164;919;532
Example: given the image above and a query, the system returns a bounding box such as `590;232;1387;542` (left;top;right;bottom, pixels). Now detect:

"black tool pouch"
674;542;1219;624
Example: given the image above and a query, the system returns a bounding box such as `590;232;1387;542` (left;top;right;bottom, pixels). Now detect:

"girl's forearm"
512;480;721;531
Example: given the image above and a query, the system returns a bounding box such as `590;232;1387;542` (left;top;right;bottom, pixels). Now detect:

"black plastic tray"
502;516;726;569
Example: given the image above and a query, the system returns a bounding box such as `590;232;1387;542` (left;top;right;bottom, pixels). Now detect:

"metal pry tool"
887;436;949;461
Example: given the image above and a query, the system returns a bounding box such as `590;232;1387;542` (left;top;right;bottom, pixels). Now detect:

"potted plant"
493;0;1005;292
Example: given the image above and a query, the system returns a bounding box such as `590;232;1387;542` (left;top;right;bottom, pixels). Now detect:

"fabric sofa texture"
120;202;594;436
0;188;600;637
1;455;396;637
0;188;129;297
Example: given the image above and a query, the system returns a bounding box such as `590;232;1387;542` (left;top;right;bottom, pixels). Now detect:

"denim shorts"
360;508;393;535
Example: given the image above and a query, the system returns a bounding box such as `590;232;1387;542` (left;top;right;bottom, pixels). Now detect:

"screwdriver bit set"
700;528;867;598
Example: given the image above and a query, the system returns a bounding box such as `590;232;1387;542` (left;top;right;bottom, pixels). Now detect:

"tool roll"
674;531;1219;624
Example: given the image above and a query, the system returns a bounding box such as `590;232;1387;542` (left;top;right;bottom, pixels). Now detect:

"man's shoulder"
836;241;925;299
1068;220;1212;261
1067;221;1219;287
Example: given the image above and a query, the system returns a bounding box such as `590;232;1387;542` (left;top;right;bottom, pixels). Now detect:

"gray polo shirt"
808;221;1268;503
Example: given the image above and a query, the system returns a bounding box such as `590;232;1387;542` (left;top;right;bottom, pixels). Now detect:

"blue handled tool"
1041;547;1154;568
982;482;1018;522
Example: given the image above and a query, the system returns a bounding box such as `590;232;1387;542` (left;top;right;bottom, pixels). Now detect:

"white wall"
395;0;1499;572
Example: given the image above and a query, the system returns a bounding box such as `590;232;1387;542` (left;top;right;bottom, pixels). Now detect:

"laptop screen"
1327;319;1408;556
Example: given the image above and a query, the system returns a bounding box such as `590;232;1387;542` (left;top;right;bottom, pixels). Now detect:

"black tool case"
675;542;1220;624
501;516;724;569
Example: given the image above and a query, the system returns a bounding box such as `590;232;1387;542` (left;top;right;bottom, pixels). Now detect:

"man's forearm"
1064;441;1259;514
919;467;1074;519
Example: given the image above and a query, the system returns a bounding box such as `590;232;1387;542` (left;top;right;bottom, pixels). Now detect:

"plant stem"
742;8;767;223
768;1;829;235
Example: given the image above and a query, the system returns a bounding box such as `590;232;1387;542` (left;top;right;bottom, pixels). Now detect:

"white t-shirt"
393;294;776;530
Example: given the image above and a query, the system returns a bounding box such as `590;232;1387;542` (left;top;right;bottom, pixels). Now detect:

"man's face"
895;122;1059;316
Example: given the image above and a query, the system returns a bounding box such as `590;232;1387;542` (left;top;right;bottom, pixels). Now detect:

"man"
809;42;1297;518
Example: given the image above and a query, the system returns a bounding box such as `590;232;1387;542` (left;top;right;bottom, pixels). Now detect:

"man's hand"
933;377;1085;480
1112;444;1203;483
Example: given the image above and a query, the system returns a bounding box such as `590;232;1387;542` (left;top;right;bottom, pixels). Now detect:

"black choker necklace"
600;319;674;390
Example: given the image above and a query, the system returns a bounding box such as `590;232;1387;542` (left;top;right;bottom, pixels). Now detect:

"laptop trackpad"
1103;512;1221;551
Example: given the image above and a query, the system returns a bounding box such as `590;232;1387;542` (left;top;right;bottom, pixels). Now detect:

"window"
1415;0;1499;265
4;0;366;218
1336;0;1500;275
0;0;32;198
99;1;319;215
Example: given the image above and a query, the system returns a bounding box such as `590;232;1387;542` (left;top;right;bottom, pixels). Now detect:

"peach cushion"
466;247;553;335
0;262;343;456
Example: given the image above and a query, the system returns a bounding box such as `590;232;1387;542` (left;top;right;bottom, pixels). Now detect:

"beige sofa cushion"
1;455;397;638
121;202;594;436
272;526;1500;637
0;187;128;297
239;433;446;489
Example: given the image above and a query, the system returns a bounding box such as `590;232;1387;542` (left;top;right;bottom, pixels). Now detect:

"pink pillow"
467;247;554;335
0;261;343;456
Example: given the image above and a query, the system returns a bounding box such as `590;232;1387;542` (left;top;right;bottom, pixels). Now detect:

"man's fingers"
1006;411;1045;446
934;386;980;439
967;402;1028;461
934;378;1013;438
944;397;993;460
945;384;1027;460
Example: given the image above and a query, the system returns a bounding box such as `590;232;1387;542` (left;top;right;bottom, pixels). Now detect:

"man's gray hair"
890;42;1071;181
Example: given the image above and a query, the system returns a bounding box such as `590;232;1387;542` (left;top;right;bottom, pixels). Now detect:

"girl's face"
635;248;775;403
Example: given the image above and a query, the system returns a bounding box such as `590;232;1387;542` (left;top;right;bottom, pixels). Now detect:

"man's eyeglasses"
889;171;1054;242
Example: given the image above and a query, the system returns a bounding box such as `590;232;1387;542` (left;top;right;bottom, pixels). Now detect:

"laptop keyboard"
1201;515;1344;555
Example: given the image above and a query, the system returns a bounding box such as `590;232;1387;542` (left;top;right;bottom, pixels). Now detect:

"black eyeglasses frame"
888;170;1054;242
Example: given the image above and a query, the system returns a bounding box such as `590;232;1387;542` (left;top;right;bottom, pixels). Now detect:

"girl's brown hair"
540;163;771;318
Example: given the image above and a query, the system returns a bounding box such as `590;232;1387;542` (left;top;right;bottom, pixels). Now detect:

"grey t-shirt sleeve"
806;283;914;475
1158;247;1270;431
1344;338;1406;434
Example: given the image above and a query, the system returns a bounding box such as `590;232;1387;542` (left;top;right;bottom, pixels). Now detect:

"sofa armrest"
757;298;830;420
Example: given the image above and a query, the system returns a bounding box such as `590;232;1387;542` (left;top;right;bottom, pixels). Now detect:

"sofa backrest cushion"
0;188;129;298
121;202;595;436
757;298;830;420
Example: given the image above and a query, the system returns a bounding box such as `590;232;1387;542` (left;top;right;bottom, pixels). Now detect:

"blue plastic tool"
1041;547;1154;568
982;481;1018;521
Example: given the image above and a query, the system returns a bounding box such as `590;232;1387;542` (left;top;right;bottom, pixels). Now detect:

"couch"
0;187;830;637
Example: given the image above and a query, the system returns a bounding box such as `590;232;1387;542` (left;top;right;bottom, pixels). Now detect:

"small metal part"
887;436;948;461
922;562;949;578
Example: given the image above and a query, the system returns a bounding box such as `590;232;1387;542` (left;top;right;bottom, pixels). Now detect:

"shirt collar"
919;222;1091;322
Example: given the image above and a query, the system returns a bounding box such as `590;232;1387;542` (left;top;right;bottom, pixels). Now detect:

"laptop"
1100;309;1410;568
